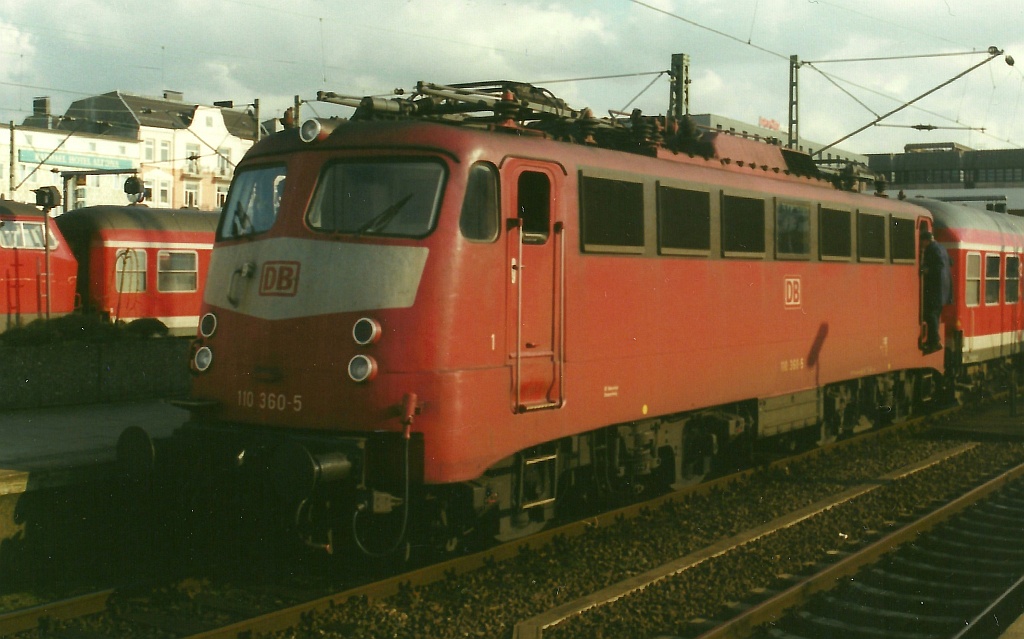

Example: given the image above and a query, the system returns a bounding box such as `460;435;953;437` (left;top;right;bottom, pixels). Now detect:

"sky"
1;0;1022;156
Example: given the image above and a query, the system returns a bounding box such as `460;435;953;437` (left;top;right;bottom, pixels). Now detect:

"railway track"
737;469;1024;639
2;409;1022;638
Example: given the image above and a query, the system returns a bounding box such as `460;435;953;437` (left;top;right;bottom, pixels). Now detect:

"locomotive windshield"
306;160;445;237
220;165;287;239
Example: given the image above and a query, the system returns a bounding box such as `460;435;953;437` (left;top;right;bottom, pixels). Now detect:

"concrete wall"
0;338;192;410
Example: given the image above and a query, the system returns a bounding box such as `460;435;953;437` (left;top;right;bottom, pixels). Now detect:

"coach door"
505;160;565;412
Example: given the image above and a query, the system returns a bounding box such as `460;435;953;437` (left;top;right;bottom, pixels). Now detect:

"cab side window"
459;162;499;242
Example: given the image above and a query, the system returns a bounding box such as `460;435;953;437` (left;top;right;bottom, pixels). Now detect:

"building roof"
55;91;259;140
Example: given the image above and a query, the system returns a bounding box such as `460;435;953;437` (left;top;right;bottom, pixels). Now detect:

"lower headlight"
347;354;378;383
193;346;213;372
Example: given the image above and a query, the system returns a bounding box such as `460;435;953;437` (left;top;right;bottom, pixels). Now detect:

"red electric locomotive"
0;199;77;331
132;81;949;555
56;205;219;336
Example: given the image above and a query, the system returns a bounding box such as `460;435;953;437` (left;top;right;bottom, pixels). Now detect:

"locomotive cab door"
917;216;933;349
504;160;565;412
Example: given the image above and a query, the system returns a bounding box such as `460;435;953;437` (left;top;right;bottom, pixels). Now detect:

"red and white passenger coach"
127;81;976;555
56;205;219;336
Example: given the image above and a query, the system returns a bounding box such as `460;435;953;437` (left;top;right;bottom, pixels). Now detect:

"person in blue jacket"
920;229;951;354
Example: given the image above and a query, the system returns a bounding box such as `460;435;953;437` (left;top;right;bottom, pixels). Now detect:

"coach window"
1006;255;1021;304
115;249;147;294
889;216;916;263
580;175;644;253
965;253;981;306
157;250;199;292
658;185;710;256
985;254;1001;304
722;195;765;257
459;162;500;242
819;207;852;260
775;201;810;259
856;212;886;262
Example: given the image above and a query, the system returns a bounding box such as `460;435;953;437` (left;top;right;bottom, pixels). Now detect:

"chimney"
163;90;184;102
33;97;51;117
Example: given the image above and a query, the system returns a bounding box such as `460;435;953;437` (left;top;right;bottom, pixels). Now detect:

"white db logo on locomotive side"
784;276;801;309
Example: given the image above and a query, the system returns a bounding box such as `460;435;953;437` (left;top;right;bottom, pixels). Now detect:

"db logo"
784;277;801;308
259;261;301;297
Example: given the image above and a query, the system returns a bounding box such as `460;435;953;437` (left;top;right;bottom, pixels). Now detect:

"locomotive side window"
1007;255;1021;304
157;250;199;292
114;249;147;294
856;212;886;261
889;216;916;263
307;160;445;238
221;165;287;239
965;253;981;306
819;207;852;260
722;195;765;257
460;162;499;242
775;201;810;259
0;221;57;250
580;176;644;253
657;185;710;255
985;254;1001;304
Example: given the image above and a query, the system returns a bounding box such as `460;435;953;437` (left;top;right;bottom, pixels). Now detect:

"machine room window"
115;248;147;294
986;254;1001;304
776;202;810;258
658;186;710;255
857;212;886;261
581;176;644;252
722;195;765;256
307;160;445;238
890;216;916;263
820;207;851;260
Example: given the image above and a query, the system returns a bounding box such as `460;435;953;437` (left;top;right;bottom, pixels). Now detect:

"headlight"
199;312;218;338
193;346;213;373
347;354;378;383
352;317;382;345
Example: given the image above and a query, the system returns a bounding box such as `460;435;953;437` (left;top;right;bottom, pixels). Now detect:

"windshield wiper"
355;193;413;236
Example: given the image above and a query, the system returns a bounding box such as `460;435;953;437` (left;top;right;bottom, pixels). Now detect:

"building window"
184;183;200;208
986;254;1001;304
580;175;644;252
217;148;232;176
658;185;710;255
114;249;147;293
159;141;170;163
1007;255;1020;304
966;253;981;306
144;139;154;162
185;144;201;174
216;185;229;208
722;195;764;256
157;250;198;292
159;181;171;205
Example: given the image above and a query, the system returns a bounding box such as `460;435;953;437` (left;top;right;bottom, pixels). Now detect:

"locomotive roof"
55;205;220;238
912;197;1024;238
0;199;47;218
258;81;842;188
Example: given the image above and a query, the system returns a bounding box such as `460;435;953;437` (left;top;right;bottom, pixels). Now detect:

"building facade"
868;143;1024;215
2;91;260;213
